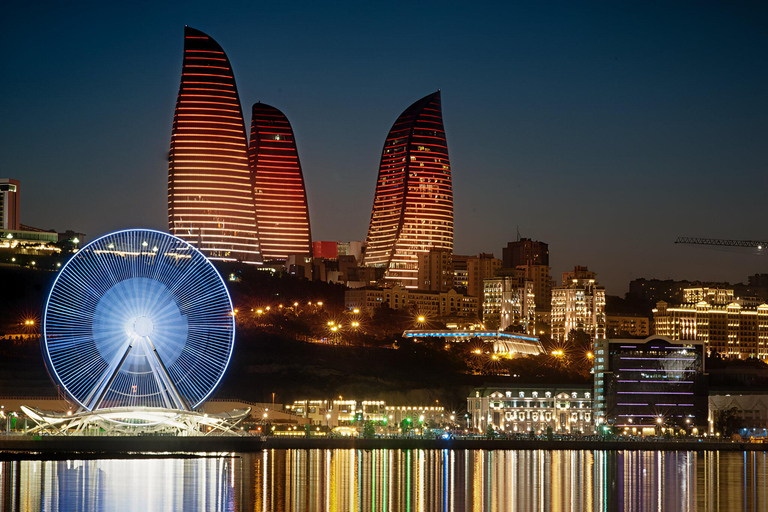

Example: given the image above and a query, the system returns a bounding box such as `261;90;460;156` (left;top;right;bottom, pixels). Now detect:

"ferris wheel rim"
42;228;236;412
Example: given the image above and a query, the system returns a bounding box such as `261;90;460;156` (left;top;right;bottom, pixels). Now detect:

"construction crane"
675;237;767;250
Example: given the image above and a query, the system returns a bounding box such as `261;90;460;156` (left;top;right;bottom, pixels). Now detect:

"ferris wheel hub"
131;316;154;337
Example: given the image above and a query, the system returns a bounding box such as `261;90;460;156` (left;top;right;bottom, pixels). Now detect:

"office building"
249;102;312;260
452;254;469;290
593;336;707;433
551;266;606;341
516;264;552;312
363;91;453;288
168;27;260;262
467;253;502;298
502;238;548;268
417;249;453;291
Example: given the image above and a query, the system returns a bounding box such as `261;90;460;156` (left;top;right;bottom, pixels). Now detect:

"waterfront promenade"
0;435;765;459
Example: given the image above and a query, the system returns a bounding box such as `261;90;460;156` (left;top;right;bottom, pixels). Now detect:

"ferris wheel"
43;229;235;412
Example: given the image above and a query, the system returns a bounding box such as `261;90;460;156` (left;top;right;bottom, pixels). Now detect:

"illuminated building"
550;266;606;341
417;249;453;291
0;226;59;255
653;289;768;359
593;336;707;432
345;285;478;318
483;273;535;333
403;330;544;356
0;179;20;230
249;102;312;260
363;91;453;288
168;27;261;263
468;385;593;434
313;241;338;259
467;253;502;298
286;399;446;429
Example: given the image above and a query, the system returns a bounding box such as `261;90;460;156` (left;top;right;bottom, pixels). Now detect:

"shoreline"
0;435;765;459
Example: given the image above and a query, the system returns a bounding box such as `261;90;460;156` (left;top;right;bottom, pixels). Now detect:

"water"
2;449;767;511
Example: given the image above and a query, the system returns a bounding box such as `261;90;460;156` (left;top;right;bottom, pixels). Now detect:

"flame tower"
168;26;261;262
363;91;453;287
249;102;312;260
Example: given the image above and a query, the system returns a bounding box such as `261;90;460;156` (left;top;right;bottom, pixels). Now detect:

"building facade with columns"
467;385;594;434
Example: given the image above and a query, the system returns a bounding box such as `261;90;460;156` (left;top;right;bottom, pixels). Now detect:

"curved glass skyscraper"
168;27;261;262
248;102;312;260
363;91;453;288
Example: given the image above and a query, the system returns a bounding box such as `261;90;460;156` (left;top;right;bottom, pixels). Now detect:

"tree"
485;424;496;439
362;421;376;439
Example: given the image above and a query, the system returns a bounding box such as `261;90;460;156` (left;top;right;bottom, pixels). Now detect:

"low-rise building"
286;399;447;430
467;385;594;434
708;391;768;437
593;336;708;433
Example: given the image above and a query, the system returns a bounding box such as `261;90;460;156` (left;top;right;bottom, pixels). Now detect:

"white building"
467;385;593;434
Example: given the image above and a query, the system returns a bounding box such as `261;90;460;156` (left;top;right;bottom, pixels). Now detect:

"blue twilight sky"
1;1;766;294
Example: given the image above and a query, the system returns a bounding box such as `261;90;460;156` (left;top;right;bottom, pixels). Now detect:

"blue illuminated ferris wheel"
43;229;235;412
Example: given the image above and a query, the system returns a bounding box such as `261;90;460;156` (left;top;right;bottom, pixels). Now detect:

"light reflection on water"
1;450;766;511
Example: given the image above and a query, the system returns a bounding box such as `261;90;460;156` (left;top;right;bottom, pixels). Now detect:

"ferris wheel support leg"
146;336;190;411
85;340;136;411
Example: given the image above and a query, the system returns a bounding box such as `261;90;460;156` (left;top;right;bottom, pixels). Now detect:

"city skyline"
2;2;766;293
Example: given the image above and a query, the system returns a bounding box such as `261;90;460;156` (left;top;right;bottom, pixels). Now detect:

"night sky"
2;1;766;294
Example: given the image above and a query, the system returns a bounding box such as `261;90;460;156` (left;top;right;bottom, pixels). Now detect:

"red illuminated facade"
249;102;312;260
363;91;453;288
168;27;261;262
313;241;338;259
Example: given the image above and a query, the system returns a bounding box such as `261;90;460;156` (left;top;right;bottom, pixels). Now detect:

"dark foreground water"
2;449;767;511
